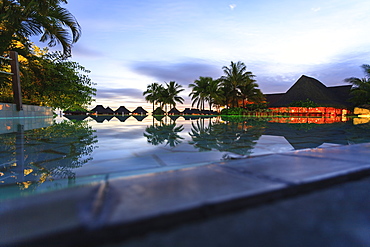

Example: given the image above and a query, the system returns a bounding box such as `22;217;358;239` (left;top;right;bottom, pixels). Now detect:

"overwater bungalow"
200;110;218;115
115;106;131;115
90;115;114;123
182;108;201;115
153;107;165;115
265;75;352;116
115;115;131;122
132;106;148;116
105;107;115;115
168;107;181;115
63;109;88;116
132;115;147;121
90;105;107;115
64;115;89;121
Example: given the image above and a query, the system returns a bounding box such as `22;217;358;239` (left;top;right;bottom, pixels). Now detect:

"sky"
41;0;370;111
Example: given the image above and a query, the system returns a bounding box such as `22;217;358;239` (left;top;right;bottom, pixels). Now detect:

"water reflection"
0;120;97;192
189;117;265;157
144;121;184;147
2;115;370;198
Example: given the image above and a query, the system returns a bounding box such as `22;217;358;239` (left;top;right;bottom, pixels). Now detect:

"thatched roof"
153;107;165;115
90;105;106;114
132;106;148;115
105;107;115;114
182;108;201;115
64;115;89;121
115;106;131;114
115;115;131;122
132;115;147;121
265;75;352;108
265;93;285;106
168;107;181;115
90;115;114;123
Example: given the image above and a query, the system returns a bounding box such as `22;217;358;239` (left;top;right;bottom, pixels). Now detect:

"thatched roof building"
182;108;201;115
90;115;114;123
115;106;131;115
105;107;115;115
90;105;107;114
132;115;147;121
132;106;148;115
168;107;181;115
265;75;352;108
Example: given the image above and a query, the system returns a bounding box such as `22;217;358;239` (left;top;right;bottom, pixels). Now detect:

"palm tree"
238;78;265;108
189;76;211;110
345;64;370;106
221;61;257;108
189;77;221;111
161;81;184;113
0;0;81;57
207;78;221;111
143;82;161;114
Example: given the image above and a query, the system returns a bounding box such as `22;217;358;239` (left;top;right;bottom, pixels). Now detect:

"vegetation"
143;81;184;114
187;61;265;112
220;107;247;115
345;64;370;106
1;45;96;110
144;123;184;147
0;1;96;110
0;0;81;57
220;61;264;108
188;76;221;111
288;98;319;107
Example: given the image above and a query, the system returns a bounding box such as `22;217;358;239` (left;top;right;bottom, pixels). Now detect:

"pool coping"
1;142;370;246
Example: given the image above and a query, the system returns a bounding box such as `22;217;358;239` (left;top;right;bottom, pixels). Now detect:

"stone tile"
106;164;286;226
284;143;370;164
221;148;370;185
0;183;101;246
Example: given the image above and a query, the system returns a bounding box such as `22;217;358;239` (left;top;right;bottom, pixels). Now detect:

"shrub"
221;107;247;115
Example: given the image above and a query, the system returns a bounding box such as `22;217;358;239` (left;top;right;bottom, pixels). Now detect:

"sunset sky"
43;0;370;110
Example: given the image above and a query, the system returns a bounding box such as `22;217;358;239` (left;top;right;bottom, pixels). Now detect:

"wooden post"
10;51;23;111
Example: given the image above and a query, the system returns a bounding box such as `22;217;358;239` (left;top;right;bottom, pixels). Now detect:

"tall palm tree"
207;78;221;110
238;77;264;108
221;61;256;108
0;0;81;57
345;64;370;106
143;82;161;114
189;76;211;110
161;81;184;113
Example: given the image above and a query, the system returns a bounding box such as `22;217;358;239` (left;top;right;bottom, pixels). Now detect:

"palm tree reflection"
144;120;184;147
189;117;265;157
0;120;97;193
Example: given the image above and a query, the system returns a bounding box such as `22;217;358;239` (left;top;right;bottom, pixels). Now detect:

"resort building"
265;75;352;116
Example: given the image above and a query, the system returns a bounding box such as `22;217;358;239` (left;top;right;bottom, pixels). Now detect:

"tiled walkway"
1;143;370;246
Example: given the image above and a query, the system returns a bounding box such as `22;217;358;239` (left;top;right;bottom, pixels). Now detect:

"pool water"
1;115;370;200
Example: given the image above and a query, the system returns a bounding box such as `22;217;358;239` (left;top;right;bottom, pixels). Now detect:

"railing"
0;51;23;111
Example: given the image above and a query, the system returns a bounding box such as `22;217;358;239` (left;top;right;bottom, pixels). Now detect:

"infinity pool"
1;115;370;200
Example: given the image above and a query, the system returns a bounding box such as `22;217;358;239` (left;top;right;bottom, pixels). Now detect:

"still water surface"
1;115;370;200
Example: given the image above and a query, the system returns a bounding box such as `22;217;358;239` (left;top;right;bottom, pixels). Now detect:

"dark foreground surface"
106;175;370;247
1;143;370;247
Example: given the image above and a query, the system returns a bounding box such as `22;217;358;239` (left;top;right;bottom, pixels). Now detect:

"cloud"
258;51;368;94
229;4;236;10
130;60;222;86
97;88;144;100
71;43;105;59
311;7;321;12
